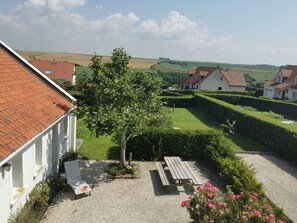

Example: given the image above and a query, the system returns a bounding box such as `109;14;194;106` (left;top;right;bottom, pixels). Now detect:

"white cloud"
90;12;140;32
25;0;46;8
47;0;86;12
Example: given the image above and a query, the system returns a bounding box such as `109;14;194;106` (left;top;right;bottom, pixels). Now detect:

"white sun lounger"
64;160;91;199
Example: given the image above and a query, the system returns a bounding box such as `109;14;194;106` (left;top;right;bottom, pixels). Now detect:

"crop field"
17;50;158;69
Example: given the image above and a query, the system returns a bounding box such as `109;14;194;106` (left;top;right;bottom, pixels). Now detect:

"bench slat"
155;162;170;186
182;162;201;185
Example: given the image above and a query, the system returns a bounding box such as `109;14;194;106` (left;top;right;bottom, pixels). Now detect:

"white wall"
200;70;245;91
0;112;76;223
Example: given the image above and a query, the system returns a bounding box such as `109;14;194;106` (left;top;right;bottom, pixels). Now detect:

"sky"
1;0;297;66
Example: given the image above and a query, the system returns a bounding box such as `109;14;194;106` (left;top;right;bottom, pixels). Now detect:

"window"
218;87;222;90
220;77;223;81
277;75;282;83
45;70;52;75
35;137;43;175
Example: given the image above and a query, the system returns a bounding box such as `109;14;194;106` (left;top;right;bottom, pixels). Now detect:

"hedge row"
205;93;297;119
202;90;254;96
127;128;262;193
160;96;195;108
194;94;297;164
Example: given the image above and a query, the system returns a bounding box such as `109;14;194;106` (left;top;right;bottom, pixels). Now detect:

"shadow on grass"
107;146;121;160
186;107;218;128
187;107;269;152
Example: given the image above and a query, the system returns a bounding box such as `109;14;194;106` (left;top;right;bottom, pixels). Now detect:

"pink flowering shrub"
181;183;287;223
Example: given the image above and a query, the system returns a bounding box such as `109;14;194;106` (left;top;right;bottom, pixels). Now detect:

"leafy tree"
77;48;169;165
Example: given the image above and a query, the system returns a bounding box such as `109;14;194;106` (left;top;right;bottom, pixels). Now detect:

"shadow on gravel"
79;160;115;188
149;170;194;196
261;154;297;181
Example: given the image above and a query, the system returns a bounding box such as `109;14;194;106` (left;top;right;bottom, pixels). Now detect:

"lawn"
76;119;120;160
170;108;267;152
76;108;268;160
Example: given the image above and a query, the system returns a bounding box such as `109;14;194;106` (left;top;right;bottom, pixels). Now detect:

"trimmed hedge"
127;128;262;193
205;93;297;119
195;94;297;164
202;90;254;96
160;96;195;108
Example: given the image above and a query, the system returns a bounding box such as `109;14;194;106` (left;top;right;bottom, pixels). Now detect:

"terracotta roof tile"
0;46;73;161
31;60;75;81
220;70;247;87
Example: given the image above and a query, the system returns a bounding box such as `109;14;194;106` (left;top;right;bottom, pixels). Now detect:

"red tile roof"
31;60;75;81
0;43;74;162
181;67;216;85
220;70;247;87
265;66;297;89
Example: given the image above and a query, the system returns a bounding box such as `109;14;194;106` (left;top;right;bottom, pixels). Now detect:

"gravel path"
42;160;222;223
239;154;297;222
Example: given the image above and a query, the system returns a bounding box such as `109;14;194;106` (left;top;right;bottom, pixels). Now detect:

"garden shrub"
205;93;297;119
195;94;297;164
58;152;78;173
181;183;288;223
29;181;51;209
127;128;261;193
202;90;254;96
160;96;195;108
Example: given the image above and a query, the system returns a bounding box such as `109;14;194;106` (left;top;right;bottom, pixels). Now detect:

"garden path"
239;153;297;222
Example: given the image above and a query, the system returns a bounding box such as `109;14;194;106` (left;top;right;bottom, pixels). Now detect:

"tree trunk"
120;132;126;165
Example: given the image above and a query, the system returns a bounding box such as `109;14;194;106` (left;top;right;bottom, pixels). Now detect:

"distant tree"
77;48;169;165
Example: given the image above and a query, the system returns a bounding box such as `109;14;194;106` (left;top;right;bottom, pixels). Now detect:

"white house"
180;66;246;91
264;65;297;100
0;41;77;223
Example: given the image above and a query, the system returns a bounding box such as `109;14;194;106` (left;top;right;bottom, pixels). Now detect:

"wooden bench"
181;161;201;185
155;162;170;186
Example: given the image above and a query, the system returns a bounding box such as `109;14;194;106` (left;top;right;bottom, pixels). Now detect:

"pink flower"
205;182;212;188
268;214;275;220
212;187;220;192
225;208;230;213
239;192;244;196
207;193;213;199
218;202;224;206
253;209;261;218
230;194;236;200
181;200;190;208
251;195;257;201
278;220;284;223
181;200;186;207
208;203;215;210
252;192;258;197
197;186;204;191
264;203;270;210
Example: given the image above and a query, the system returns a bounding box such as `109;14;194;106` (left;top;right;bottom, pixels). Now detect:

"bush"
160;96;195;108
181;183;287;223
195;94;297;164
127;128;261;193
205;93;297;119
202;90;254;96
58;152;78;173
29;181;51;209
107;163;136;178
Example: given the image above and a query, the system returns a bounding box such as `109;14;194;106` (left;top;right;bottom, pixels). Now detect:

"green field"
152;60;278;83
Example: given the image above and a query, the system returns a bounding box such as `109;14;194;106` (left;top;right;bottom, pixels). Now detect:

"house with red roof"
263;65;297;100
31;60;76;84
0;41;77;222
180;66;246;91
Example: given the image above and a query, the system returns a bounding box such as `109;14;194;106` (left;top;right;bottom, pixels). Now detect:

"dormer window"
45;70;52;75
277;75;282;83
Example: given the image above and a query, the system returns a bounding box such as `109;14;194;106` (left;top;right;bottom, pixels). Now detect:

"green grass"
172;107;267;152
152;60;278;83
77;119;120;160
170;107;216;130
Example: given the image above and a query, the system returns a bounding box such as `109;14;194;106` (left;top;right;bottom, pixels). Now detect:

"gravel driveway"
42;160;222;223
239;153;297;222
